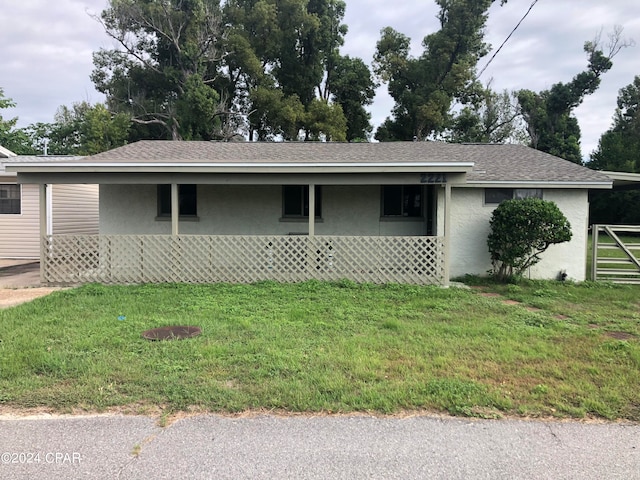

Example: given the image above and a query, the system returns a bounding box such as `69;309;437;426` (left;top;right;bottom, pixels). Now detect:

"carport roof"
602;171;640;189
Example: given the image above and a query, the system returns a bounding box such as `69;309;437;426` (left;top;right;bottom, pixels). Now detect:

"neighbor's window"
382;185;423;217
157;184;197;217
282;185;322;218
0;184;21;214
484;188;542;205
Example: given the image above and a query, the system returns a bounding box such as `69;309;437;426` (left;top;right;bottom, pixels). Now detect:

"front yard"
0;280;638;420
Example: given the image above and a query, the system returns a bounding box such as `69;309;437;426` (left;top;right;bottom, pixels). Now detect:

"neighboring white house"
0;147;99;259
7;141;612;284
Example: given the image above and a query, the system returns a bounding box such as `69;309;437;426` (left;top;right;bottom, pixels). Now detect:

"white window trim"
484;188;543;206
0;183;22;215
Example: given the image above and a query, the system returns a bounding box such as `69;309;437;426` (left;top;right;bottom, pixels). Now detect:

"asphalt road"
0;413;638;479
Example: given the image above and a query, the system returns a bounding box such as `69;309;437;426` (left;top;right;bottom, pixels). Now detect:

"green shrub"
487;198;572;282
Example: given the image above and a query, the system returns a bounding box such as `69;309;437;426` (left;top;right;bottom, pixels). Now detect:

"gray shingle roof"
12;141;612;185
86;140;471;164
1;155;84;175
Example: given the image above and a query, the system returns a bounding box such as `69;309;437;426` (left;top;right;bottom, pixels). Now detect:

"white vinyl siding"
0;183;40;258
51;184;99;235
0;183;99;259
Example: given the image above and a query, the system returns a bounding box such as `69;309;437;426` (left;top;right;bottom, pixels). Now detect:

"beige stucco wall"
0;182;39;258
99;184;590;281
99;184;430;236
449;188;589;281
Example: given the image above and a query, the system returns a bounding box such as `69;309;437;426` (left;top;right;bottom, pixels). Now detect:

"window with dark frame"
484;188;543;205
157;184;197;217
282;185;322;218
382;185;423;217
0;184;21;214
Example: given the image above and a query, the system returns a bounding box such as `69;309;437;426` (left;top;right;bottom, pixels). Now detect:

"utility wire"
477;0;540;79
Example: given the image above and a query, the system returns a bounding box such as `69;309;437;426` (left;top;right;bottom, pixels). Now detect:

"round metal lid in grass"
142;326;202;341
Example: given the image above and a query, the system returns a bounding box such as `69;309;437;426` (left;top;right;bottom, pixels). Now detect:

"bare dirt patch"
0;288;62;308
479;292;502;298
604;331;637;341
502;299;520;305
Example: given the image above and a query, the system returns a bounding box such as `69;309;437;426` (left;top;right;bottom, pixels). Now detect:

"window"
282;185;322;218
157;184;197;217
0;184;21;214
484;188;543;205
382;185;423;217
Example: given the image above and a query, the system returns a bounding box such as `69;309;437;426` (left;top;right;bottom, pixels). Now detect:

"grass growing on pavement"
0;280;639;420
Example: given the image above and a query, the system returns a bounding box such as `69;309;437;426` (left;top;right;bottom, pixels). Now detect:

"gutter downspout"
46;184;53;236
39;184;48;284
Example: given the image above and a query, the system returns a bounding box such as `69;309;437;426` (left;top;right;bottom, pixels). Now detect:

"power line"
477;0;540;80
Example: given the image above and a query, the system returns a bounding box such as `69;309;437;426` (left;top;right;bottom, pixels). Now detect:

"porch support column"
171;183;179;236
443;183;452;287
39;183;48;283
308;183;315;237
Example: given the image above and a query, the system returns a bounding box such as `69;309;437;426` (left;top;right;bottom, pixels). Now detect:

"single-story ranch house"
7;141;612;285
0;146;98;259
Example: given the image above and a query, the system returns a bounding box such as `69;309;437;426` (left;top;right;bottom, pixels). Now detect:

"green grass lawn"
1;280;639;420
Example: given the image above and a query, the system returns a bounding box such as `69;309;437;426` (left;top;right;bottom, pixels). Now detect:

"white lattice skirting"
42;235;446;285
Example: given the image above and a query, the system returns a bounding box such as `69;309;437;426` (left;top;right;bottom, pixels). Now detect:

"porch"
41;234;446;285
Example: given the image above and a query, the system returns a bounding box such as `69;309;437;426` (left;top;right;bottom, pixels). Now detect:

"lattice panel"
42;235;445;285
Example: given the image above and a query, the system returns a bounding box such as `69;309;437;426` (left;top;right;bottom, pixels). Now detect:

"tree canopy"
588;76;640;225
223;0;374;141
25;102;130;156
518;31;628;163
372;0;507;141
447;84;525;144
3;0;635;155
0;89;33;154
590;75;640;173
91;0;225;141
88;0;375;142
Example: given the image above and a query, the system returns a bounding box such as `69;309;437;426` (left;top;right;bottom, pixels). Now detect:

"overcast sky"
1;0;639;159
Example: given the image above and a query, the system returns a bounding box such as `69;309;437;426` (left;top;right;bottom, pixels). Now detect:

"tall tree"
328;55;377;141
91;0;226;140
223;0;368;141
447;84;525;144
25;102;130;155
518;30;629;164
373;0;507;141
590;76;640;173
0;88;34;154
588;76;640;225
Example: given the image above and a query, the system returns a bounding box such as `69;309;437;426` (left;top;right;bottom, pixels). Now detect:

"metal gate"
591;225;640;283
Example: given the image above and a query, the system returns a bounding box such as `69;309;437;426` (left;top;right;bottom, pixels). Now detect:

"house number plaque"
420;173;447;184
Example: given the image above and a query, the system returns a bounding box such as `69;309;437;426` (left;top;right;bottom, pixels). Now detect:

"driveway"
0;261;62;308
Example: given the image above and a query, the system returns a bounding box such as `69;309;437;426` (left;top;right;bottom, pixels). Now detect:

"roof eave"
463;180;613;189
6;162;475;174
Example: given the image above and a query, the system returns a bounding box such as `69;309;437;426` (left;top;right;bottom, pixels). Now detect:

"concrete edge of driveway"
0;260;67;307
